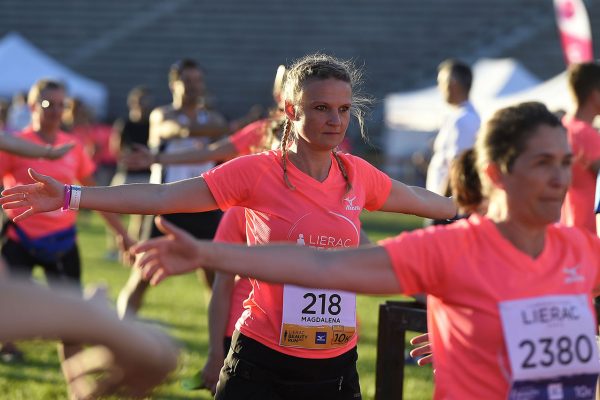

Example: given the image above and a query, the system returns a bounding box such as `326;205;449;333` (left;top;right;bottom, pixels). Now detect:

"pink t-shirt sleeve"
573;124;600;166
380;225;460;297
0;152;14;177
346;154;392;211
202;153;269;210
581;229;600;290
214;207;246;244
229;120;267;156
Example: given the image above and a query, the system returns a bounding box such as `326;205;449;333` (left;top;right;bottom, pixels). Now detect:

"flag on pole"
554;0;594;65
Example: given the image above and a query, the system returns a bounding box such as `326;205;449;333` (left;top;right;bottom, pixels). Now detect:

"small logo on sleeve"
563;265;584;284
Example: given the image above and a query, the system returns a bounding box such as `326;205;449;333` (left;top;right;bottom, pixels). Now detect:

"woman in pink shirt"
123;102;600;399
2;54;455;400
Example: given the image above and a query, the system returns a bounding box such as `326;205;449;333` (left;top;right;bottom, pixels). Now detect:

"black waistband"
229;330;358;382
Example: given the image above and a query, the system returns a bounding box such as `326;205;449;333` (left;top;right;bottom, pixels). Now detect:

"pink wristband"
62;185;71;211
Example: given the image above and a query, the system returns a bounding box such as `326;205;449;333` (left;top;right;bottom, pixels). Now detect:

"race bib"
280;285;356;349
500;295;600;400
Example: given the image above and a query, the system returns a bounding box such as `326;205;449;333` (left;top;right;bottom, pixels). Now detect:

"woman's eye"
340;106;350;113
315;105;327;111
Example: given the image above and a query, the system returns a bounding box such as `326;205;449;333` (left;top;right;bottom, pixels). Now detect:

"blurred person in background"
6;91;31;133
63;97;120;259
116;58;229;318
0;99;9;132
110;86;153;241
560;62;600;233
63;97;118;187
0;79;133;377
425;59;480;224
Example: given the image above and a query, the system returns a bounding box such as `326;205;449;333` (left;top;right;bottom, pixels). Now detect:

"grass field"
0;211;434;399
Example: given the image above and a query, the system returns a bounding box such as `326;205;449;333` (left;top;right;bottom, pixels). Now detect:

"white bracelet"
69;185;82;210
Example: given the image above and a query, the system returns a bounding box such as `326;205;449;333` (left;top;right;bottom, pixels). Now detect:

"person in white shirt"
426;59;480;202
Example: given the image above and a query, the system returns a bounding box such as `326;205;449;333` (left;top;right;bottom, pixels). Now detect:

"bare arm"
0;169;218;221
124;137;238;170
0;134;74;159
380;180;456;220
134;217;402;294
149;108;228;145
203;272;235;393
0;279;178;398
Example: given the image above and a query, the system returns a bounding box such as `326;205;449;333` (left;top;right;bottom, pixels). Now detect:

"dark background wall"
1;0;599;137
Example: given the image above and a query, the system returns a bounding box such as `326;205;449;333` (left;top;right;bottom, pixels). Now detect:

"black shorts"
142;211;222;240
2;238;81;290
215;330;362;400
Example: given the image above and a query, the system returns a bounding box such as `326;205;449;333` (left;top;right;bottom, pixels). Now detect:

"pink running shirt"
229;119;269;156
213;206;254;337
203;149;392;358
561;115;600;232
0;128;95;239
381;214;600;399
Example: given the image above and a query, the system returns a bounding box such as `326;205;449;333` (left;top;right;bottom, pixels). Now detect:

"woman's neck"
487;201;546;259
287;145;332;182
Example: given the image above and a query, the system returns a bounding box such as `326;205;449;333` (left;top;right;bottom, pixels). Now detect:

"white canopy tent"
384;58;541;132
479;72;571;121
0;32;108;118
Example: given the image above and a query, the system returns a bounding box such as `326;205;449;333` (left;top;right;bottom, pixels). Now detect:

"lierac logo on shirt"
343;196;361;211
287;210;359;249
296;233;352;249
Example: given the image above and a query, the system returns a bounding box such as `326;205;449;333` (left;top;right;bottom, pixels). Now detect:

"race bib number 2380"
500;295;600;400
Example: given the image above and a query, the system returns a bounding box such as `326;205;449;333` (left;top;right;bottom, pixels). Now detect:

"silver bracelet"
69;185;82;210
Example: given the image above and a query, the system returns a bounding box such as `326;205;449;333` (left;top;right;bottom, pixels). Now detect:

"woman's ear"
284;101;298;121
483;162;505;189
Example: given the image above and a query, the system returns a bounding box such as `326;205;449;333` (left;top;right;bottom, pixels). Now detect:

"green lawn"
0;211;434;399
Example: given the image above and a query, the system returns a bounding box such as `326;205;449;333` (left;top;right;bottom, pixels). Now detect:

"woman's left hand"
0;169;64;221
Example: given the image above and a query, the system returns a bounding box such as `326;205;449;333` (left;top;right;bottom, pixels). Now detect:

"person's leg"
216;331;361;400
117;210;223;319
42;245;87;397
115;213;157;318
215;332;280;400
116;268;148;319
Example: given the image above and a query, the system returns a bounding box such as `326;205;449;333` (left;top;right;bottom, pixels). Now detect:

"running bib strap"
280;285;356;350
500;295;600;400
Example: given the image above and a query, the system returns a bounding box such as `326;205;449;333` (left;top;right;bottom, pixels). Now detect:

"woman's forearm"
203;243;400;294
159;138;237;165
0;135;51;158
79;178;218;215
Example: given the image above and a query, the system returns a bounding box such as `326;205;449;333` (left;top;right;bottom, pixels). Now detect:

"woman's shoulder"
549;223;600;248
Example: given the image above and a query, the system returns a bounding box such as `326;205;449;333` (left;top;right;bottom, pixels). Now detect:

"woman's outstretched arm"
133;217;402;295
0;169;218;221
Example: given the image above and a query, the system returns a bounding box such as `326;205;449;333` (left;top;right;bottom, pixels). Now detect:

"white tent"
384;58;541;132
0;32;108;118
479;72;571;120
